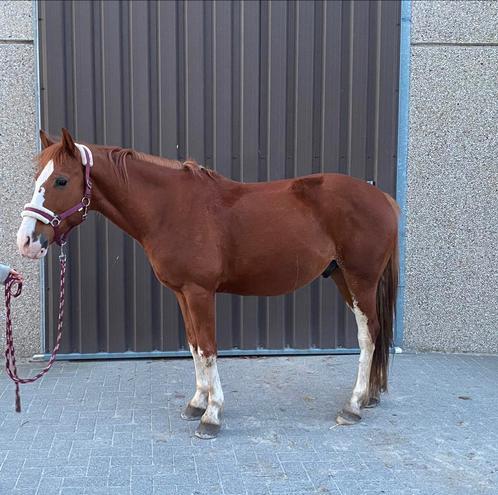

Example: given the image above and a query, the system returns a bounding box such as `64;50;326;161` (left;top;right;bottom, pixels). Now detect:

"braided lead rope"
4;246;67;412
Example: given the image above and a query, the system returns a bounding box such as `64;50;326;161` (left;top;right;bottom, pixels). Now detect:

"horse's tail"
369;234;399;397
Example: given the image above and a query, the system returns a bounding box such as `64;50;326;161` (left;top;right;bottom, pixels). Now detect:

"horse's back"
264;172;399;239
223;172;399;250
235;172;397;215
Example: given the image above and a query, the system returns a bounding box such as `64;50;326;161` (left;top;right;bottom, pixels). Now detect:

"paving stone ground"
0;353;496;495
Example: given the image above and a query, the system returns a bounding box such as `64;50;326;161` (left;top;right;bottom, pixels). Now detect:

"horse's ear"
39;129;57;149
61;128;76;155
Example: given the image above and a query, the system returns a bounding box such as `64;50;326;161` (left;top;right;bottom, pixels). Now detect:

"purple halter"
21;144;93;246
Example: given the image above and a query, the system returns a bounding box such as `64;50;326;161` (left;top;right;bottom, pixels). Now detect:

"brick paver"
0;353;496;495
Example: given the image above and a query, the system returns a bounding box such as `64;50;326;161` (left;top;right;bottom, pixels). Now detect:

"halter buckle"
50;216;61;227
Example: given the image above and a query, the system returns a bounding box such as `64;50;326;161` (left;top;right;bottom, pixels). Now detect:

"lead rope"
4;243;67;412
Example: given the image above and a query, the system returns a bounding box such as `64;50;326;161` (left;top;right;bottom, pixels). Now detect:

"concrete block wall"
0;1;40;356
403;1;498;352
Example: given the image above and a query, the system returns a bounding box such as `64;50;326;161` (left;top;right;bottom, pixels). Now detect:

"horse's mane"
37;143;221;183
104;147;220;183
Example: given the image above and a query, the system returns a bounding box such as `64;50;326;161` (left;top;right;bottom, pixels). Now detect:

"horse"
17;128;399;439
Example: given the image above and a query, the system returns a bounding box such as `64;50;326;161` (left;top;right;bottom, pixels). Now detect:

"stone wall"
0;1;40;356
403;1;498;352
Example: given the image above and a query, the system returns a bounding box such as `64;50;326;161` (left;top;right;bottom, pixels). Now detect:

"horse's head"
17;128;91;259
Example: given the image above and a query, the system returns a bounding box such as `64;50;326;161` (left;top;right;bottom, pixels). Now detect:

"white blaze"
17;160;54;257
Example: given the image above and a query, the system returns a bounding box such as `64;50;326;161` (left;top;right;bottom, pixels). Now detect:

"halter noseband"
21;143;93;246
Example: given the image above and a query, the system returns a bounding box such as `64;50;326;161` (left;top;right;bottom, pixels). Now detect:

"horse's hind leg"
335;278;379;425
181;286;224;439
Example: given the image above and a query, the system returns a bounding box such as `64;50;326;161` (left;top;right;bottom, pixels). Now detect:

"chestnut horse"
17;129;399;439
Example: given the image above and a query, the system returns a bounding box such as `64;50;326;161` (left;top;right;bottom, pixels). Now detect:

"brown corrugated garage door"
38;0;401;357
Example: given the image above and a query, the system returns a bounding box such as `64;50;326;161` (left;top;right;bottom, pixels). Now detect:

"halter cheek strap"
21;143;93;246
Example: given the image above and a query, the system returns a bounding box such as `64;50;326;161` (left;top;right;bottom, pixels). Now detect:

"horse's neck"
90;151;188;244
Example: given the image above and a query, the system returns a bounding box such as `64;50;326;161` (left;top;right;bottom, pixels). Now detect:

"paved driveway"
0;353;496;495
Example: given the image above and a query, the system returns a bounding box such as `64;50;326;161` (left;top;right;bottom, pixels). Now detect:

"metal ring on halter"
50;217;61;227
81;197;91;207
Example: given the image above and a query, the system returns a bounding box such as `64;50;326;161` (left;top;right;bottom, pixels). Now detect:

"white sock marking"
189;344;209;410
197;349;224;426
350;300;374;414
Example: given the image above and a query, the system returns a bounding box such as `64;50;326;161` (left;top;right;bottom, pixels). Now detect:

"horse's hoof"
365;396;380;409
181;404;206;421
336;409;361;425
195;422;221;439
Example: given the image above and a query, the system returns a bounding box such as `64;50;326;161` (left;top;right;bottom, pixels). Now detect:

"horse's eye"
54;177;68;188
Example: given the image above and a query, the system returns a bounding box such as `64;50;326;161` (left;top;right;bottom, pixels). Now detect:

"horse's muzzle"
17;225;48;259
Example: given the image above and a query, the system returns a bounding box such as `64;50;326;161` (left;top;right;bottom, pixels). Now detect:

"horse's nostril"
24;236;31;248
40;235;48;249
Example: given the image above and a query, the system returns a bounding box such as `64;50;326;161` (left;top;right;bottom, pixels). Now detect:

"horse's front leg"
176;293;209;421
179;286;224;439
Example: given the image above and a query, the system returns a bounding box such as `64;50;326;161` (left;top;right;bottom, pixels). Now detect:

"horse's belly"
220;223;334;296
220;266;325;296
